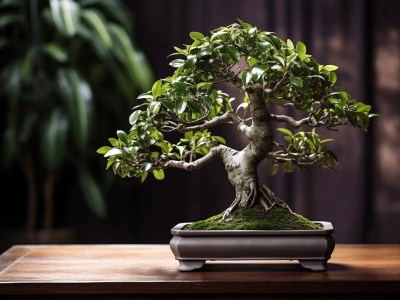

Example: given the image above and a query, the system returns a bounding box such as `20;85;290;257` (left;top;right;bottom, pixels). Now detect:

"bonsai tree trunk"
219;89;291;220
166;88;292;220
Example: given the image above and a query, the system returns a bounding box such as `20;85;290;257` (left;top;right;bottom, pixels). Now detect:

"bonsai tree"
98;20;374;226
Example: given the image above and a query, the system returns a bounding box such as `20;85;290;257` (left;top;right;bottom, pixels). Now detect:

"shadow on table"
200;262;349;272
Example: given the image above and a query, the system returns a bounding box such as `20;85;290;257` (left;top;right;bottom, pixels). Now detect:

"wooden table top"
0;244;399;297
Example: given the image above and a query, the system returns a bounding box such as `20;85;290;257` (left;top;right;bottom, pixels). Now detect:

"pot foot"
178;260;205;271
299;260;327;271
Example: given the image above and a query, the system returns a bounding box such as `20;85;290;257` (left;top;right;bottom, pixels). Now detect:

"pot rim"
171;221;334;236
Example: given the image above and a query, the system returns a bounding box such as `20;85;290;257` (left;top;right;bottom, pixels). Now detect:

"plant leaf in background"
40;109;68;172
50;0;80;37
0;0;154;229
56;68;92;151
78;169;107;218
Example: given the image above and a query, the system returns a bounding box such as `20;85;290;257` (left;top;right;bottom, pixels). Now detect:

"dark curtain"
123;0;400;243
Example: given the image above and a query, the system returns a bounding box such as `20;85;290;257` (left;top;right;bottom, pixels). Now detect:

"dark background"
1;0;400;250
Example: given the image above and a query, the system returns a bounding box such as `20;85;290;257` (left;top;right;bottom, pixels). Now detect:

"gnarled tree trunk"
165;89;293;220
216;89;292;220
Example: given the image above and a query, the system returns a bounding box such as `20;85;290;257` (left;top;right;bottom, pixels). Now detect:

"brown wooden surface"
0;244;399;299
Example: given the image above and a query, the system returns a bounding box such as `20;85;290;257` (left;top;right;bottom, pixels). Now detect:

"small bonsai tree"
98;21;374;226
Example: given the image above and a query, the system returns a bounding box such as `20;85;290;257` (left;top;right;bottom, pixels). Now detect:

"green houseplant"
99;21;375;270
0;0;153;242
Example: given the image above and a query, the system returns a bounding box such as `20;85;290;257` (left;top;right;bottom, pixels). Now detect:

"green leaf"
186;54;197;67
176;97;187;114
104;148;122;157
324;65;339;71
251;65;268;82
97;146;111;154
269;164;278;176
286;53;298;66
156;141;172;154
153;169;165;180
108;138;118;146
274;54;285;67
238;19;251;29
173;46;188;56
296;41;306;60
196;82;212;90
129;110;141;125
56;69;92;151
213;136;226;144
241;71;252;87
117;130;129;144
40;109;68;172
329;72;337;84
169;59;185;68
106;157;115;170
82;9;112;50
141;163;152;172
283;161;295;173
247;56;258;67
173;81;186;94
108;24;154;91
151;79;162;97
256;41;272;52
277;128;293;136
147;101;161;116
141;171;148;182
137;92;153;100
268;35;281;50
226;46;241;62
289;76;303;88
78;170;107;218
287;39;294;49
161;100;174;111
41;43;68;62
187;100;202;113
189;31;205;40
50;0;80;37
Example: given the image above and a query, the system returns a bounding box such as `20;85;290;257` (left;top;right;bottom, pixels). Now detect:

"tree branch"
264;72;289;94
269;114;311;128
161;110;243;133
164;145;223;171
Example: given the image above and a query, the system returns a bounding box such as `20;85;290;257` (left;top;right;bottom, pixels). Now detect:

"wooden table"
0;245;399;299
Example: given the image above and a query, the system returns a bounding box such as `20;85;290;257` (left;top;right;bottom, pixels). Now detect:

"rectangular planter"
170;222;335;271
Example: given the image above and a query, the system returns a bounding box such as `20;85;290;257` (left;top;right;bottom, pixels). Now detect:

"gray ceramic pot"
170;222;335;271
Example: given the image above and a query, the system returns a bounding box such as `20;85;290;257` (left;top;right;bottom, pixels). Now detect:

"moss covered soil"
185;205;322;230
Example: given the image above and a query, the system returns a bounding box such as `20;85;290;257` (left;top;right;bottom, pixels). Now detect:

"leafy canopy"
98;20;375;181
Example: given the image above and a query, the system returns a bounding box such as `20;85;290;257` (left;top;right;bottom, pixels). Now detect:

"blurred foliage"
0;0;153;225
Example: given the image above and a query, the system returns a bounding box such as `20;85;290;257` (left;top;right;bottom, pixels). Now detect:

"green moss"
186;205;322;230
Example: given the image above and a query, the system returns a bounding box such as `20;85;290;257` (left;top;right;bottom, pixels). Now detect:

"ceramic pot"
170;221;335;271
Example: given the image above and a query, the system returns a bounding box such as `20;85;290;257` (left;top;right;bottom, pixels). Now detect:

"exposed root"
221;183;296;222
248;179;258;207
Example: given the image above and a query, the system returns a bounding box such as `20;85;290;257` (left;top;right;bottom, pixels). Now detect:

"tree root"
221;183;295;222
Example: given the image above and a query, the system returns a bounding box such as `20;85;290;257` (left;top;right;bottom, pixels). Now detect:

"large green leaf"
41;43;68;62
78;170;107;218
81;0;133;34
81;9;112;51
50;0;81;37
56;69;92;151
40;109;68;172
108;23;154;91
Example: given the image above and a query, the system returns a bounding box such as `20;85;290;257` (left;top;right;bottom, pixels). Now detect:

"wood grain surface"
0;244;399;299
